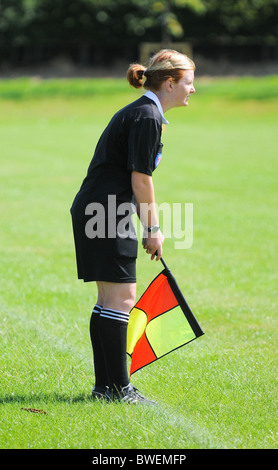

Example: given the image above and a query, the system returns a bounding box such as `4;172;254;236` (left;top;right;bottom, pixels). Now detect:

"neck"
151;90;171;114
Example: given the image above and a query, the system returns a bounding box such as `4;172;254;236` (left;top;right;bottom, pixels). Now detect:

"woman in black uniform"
70;49;196;404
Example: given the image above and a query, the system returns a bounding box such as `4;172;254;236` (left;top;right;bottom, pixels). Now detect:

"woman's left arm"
131;171;164;260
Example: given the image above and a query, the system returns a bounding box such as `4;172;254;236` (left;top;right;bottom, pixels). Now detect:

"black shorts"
70;199;138;283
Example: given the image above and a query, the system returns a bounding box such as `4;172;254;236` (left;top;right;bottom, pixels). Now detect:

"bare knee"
97;282;136;313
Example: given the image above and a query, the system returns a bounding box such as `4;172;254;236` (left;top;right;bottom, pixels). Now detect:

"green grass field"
0;76;277;450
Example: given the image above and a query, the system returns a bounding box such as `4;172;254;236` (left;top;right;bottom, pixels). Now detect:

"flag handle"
160;256;168;269
154;251;168;271
160;256;171;272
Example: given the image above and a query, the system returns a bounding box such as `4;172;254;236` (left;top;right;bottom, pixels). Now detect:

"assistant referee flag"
127;258;204;376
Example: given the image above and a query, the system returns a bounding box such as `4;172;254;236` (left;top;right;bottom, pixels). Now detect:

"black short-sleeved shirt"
70;95;164;282
75;95;163;205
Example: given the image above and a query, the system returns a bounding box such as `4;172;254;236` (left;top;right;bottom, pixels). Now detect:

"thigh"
97;281;136;313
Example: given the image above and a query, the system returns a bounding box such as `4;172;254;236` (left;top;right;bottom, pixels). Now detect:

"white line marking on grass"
151;403;227;449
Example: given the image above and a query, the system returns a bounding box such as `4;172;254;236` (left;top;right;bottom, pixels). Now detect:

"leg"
97;281;136;313
97;281;136;393
91;281;156;404
90;303;109;392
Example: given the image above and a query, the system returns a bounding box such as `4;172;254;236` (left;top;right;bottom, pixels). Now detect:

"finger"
151;249;158;260
155;248;163;261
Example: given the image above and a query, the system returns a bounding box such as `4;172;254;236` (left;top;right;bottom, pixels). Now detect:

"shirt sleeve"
127;117;161;176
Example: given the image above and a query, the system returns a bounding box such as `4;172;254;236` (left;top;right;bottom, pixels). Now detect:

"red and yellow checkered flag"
127;259;204;376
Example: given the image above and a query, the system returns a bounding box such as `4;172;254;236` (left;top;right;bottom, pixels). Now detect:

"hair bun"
126;63;146;89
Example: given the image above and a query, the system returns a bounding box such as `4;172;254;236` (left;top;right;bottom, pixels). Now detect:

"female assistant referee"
70;49;196;404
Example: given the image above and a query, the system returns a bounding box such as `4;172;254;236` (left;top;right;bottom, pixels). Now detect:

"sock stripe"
102;307;129;315
92;304;102;314
100;308;130;323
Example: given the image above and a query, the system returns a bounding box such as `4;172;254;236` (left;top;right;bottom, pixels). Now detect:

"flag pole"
154;250;168;270
160;256;169;270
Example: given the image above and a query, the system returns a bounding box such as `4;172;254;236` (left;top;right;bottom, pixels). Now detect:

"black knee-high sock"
98;308;130;392
89;304;109;389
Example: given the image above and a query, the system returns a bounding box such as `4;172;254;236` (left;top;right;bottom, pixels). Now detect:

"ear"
165;78;173;93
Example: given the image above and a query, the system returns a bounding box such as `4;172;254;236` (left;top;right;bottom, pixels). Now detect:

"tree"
85;0;206;45
203;0;278;37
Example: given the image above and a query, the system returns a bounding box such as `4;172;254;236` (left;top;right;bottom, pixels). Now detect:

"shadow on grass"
0;392;95;405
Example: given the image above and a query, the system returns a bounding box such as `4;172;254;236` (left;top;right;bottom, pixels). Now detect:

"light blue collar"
144;90;169;124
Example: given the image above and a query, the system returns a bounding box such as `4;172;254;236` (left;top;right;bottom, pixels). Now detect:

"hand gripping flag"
127;257;204;376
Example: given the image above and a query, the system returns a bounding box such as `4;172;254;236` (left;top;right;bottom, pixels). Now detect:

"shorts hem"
80;277;137;283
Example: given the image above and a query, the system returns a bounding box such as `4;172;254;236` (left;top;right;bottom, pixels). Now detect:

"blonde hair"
127;49;195;90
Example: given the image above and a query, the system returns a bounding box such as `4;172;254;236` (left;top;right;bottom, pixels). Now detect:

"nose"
191;85;196;94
